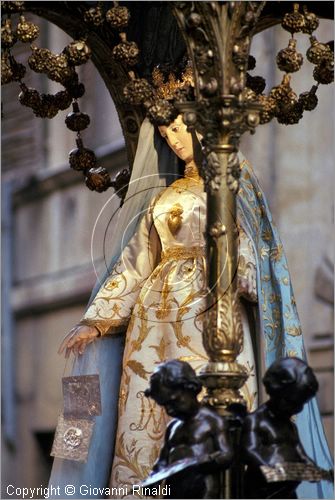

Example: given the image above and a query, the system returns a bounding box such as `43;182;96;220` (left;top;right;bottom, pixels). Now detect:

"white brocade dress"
80;176;258;496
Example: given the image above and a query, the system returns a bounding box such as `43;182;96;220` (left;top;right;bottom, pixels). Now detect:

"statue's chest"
153;182;206;247
169;418;211;447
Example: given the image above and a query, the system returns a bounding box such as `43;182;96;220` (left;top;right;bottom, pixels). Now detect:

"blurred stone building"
1;13;333;498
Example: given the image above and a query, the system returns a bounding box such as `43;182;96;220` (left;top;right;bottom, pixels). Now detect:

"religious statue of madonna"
49;65;333;500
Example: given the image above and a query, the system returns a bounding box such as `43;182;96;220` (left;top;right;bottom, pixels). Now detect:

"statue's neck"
184;160;201;180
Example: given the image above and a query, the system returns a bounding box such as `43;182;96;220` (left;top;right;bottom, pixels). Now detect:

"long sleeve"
79;201;162;335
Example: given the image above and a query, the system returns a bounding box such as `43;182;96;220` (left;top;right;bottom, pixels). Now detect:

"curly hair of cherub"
145;360;202;399
263;356;318;399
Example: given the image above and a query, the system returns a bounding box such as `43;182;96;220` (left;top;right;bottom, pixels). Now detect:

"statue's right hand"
58;324;100;358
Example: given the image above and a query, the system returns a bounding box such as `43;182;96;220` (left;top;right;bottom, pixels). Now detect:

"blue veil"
238;154;333;499
49;124;333;499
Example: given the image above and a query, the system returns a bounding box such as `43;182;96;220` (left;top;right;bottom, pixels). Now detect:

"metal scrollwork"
202;291;244;362
199;151;221;194
227;152;241;194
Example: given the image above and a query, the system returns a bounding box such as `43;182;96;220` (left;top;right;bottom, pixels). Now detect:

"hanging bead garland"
0;7;109;192
78;1;138;193
66;1;139;194
245;3;334;126
1;9;91;121
1;1;140;198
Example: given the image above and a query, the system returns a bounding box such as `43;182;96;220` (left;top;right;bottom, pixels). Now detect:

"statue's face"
271;389;308;417
158;114;194;163
148;378;196;419
157;385;196;419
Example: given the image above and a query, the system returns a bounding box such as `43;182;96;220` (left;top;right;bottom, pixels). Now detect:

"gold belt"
161;246;205;262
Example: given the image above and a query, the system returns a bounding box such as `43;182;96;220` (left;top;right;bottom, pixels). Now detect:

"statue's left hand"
58;324;100;358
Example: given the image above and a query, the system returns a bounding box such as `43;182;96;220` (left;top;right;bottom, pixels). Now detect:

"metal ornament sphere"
106;6;130;30
246;74;266;94
276;39;303;73
147;99;178;126
69;143;97;172
16;15;40;43
313;59;334;85
276;100;304;125
85;167;111;193
247;112;260;128
65;104;90;132
34;95;59;119
66;81;85;100
28;46;53;73
299;87;318;111
112;40;139;67
258;95;277;124
247;55;256;71
302;6;320;35
64;40;92;66
83;5;104;27
270;74;295;103
123;78;154;105
47;54;76;85
54;90;72;111
243;88;258;103
19;84;40;107
307;37;333;65
281;3;305;35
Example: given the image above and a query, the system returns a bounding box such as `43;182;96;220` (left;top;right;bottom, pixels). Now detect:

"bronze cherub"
143;360;233;499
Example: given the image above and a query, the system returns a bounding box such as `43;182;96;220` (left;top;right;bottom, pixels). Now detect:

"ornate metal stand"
172;2;265;414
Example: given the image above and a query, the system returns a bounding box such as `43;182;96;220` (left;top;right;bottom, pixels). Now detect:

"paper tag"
62;374;101;418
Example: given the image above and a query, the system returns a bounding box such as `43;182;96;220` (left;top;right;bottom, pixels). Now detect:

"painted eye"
172;126;179;132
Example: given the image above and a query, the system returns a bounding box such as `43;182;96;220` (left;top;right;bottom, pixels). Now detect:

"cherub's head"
145;360;202;419
263;357;318;417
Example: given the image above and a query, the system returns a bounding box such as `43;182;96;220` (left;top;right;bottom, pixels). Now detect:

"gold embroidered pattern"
161;246;205;262
129;391;166;439
113;431;157;487
155;279;173;319
172;291;208;360
126;360;151;380
149;336;170;363
270;244;283;262
286;326;302;337
170;176;204;193
130;302;154;352
77;318;128;336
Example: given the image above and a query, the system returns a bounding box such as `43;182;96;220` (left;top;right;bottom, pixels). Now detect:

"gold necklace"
184;163;200;179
